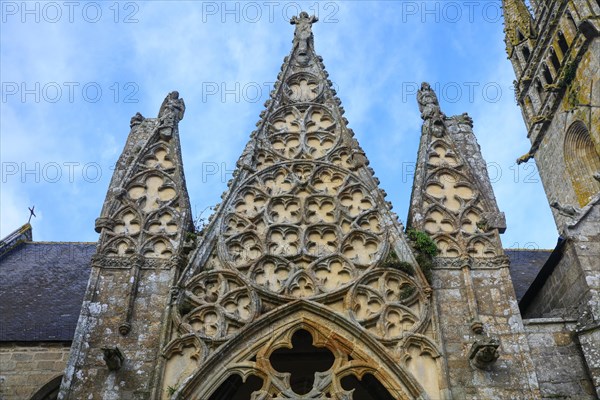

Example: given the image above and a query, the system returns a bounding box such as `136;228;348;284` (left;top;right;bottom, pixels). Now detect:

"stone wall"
432;263;541;399
59;266;175;400
524;242;589;318
0;342;70;400
524;318;595;399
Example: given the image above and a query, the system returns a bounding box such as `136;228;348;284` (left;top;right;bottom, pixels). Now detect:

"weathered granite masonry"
58;92;193;399
0;343;70;400
504;0;599;396
524;318;595;399
408;83;540;398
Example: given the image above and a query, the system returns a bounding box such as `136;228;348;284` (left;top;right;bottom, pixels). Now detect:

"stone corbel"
530;114;551;124
481;212;506;233
102;346;124;371
550;201;580;217
468;336;500;369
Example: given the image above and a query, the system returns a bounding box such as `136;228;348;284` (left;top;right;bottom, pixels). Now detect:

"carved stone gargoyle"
101;346;124;371
468;337;500;369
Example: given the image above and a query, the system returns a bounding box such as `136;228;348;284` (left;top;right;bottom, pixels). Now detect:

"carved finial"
130;112;144;128
290;12;318;56
156;91;185;141
417;82;440;120
417;82;446;137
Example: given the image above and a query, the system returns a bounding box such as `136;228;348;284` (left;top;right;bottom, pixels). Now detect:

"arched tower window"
549;48;561;72
521;46;531;62
534;78;543;99
542;63;553;84
557;31;569;56
564;121;600;206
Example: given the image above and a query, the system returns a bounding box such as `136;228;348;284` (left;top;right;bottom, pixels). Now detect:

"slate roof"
506;249;552;302
0;239;95;341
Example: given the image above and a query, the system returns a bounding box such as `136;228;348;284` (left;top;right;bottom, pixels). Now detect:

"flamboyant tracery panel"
218;162;387;299
422;148;499;258
416;128;501;258
96;92;189;261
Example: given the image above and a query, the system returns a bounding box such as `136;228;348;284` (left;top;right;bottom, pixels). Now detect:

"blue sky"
1;1;557;250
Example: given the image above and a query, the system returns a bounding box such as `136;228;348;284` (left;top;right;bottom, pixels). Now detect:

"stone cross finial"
290;12;318;55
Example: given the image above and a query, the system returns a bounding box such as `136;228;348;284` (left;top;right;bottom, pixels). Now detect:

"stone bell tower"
502;1;600;393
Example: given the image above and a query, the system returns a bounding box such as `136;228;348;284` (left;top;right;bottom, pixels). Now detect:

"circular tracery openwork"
177;270;259;341
267;104;339;160
346;269;429;341
283;73;324;103
219;162;387;300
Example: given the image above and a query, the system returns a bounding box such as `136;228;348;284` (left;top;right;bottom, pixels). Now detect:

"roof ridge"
504;248;553;252
24;241;97;245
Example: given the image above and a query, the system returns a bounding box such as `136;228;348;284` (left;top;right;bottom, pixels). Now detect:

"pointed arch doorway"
171;302;431;400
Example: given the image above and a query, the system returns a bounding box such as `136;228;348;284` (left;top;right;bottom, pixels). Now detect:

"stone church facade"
0;2;598;399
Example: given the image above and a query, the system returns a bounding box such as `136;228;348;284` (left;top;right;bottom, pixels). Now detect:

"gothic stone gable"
158;14;445;400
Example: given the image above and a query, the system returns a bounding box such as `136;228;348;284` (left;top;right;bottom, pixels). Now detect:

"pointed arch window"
557;31;569;56
549;48;561;72
564;121;600;206
534;78;543;99
521;46;531;62
542;63;553;84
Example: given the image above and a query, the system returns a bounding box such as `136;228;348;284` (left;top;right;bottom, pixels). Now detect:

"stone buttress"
58;92;194;399
155;14;449;400
407;83;541;398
